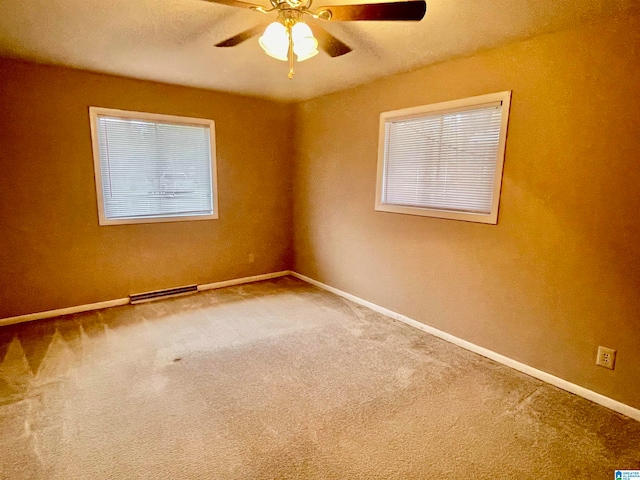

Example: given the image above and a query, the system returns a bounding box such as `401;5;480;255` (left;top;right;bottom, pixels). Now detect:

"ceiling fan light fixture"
212;0;427;77
258;21;289;61
291;22;319;61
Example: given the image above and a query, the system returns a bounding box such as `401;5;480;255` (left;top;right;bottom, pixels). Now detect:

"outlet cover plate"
596;346;616;370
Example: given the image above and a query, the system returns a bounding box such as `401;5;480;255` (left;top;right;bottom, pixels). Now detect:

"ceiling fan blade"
309;25;352;57
215;23;268;47
202;0;264;10
315;0;426;21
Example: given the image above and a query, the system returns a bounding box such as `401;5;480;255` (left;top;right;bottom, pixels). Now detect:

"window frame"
89;106;218;226
375;91;512;224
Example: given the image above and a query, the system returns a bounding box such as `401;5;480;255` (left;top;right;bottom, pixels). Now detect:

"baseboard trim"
0;298;130;327
290;271;640;422
197;271;291;291
0;271;292;328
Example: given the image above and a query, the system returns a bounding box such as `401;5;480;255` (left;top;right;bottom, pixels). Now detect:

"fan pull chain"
287;24;295;79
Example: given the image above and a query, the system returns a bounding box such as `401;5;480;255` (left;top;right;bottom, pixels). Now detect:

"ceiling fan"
205;0;427;78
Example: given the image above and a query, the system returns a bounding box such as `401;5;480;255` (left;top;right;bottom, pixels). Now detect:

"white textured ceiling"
0;0;635;101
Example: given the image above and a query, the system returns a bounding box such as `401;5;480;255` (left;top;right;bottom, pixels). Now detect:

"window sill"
374;203;498;224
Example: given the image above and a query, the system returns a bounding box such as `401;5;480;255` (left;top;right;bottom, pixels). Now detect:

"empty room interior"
1;0;640;477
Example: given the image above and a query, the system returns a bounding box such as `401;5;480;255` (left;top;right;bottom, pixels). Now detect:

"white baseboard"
0;271;292;328
0;298;130;327
290;271;640;422
197;271;291;291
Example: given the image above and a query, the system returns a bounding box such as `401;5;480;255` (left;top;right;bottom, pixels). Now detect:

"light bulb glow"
259;22;289;61
291;22;318;62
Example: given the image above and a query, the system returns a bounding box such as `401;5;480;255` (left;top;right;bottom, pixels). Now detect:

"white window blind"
91;110;215;224
383;104;502;214
376;92;511;224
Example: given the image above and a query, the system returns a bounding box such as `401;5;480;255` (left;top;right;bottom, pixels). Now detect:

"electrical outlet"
248;254;255;263
596;346;616;370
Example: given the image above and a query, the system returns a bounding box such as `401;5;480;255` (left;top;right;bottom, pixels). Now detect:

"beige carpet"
0;276;639;479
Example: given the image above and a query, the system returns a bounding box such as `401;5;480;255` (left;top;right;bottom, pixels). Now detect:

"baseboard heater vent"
129;284;198;304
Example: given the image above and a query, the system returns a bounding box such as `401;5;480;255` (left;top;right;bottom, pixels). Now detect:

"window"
89;107;218;225
375;91;511;224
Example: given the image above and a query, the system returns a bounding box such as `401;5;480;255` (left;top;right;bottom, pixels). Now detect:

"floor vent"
129;284;198;304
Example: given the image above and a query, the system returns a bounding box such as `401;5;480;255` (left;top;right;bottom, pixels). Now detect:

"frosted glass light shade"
291;22;318;61
259;22;289;61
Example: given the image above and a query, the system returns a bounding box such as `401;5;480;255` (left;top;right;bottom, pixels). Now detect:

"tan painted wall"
0;59;294;318
292;14;640;409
